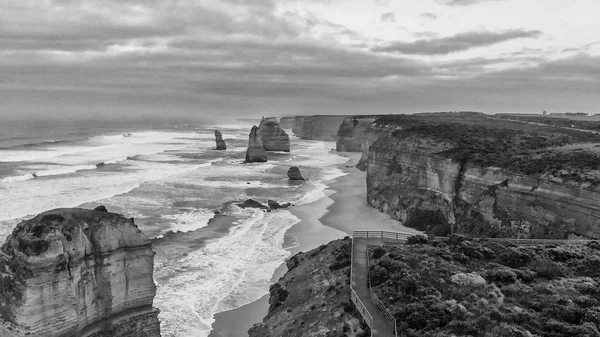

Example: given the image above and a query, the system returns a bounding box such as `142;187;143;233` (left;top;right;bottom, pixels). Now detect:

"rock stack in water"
258;117;290;152
287;166;305;180
245;125;268;163
0;208;161;337
215;130;227;150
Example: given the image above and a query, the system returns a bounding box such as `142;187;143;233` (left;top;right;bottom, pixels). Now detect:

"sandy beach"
209;151;419;337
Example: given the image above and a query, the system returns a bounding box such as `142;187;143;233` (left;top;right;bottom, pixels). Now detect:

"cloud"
372;29;542;55
381;12;396;23
436;0;505;6
419;13;437;20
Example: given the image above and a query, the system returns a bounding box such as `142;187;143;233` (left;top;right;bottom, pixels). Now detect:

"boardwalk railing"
350;232;374;336
367;248;399;337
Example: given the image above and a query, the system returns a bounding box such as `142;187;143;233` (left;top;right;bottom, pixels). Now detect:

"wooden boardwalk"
350;231;413;337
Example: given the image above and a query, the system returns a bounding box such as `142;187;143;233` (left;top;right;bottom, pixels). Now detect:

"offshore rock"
245;126;268;163
0;208;160;337
237;199;269;210
215;130;227;150
267;200;291;210
287;167;305;181
258;118;290;152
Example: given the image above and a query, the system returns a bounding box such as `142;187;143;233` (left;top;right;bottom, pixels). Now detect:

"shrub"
406;235;428;245
528;258;564;279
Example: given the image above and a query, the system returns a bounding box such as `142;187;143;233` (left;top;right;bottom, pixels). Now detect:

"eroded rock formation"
258;118;290;152
215;130;227;150
366;115;600;239
287;167;305;181
245;126;268;163
0;208;160;337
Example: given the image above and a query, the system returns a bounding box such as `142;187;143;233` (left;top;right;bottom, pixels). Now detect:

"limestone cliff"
214;130;226;150
336;116;382;153
279;117;294;129
294;115;350;141
245;125;268;163
366;115;600;239
0;208;160;337
248;238;368;337
258;118;290;152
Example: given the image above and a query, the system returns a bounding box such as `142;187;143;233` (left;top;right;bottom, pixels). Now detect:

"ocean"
0;118;348;337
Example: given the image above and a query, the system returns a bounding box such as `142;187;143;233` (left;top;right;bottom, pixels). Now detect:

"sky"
1;0;599;121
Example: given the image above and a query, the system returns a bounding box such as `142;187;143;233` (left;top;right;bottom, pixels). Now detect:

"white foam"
155;209;299;337
0;173;35;183
161;208;216;234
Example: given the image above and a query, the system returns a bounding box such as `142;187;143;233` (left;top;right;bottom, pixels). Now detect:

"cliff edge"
0;208;160;337
366;115;600;239
248;237;369;337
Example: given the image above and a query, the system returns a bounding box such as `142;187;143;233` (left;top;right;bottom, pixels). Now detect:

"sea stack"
258;117;290;152
0;208;161;337
245;125;268;163
215;130;227;150
287;166;305;180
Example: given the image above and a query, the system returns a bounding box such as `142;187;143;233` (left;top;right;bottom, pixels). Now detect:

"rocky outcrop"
258;118;290;152
248;237;367;337
215;130;226;150
336;115;382;153
245;126;268;163
366;117;600;239
0;208;160;337
294;115;350;141
287;167;305;181
278;117;294;129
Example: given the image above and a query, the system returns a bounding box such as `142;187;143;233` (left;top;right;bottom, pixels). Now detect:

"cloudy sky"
1;0;599;121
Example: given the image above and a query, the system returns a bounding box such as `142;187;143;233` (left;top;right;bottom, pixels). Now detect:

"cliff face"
292;116;304;137
0;208;160;337
248;237;368;337
278;117;294;129
245;125;268;162
297;115;350;141
336;116;382;153
367;130;600;239
258;118;290;152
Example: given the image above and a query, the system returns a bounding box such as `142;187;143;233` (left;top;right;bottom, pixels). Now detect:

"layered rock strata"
0;208;160;337
214;130;227;150
366;118;600;239
245;125;268;163
258;118;290;152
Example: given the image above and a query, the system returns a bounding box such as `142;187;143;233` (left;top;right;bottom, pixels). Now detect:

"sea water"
0;118;348;337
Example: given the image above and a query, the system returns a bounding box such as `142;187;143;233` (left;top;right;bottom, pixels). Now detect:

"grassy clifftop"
372;113;600;183
369;235;600;337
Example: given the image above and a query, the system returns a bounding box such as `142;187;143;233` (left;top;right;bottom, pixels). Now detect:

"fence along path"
350;230;413;336
350;230;592;337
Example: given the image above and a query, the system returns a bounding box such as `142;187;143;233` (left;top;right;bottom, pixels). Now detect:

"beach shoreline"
209;151;419;337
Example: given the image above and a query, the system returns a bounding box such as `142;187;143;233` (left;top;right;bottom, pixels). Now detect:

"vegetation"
369;235;600;336
495;114;600;131
373;113;600;181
